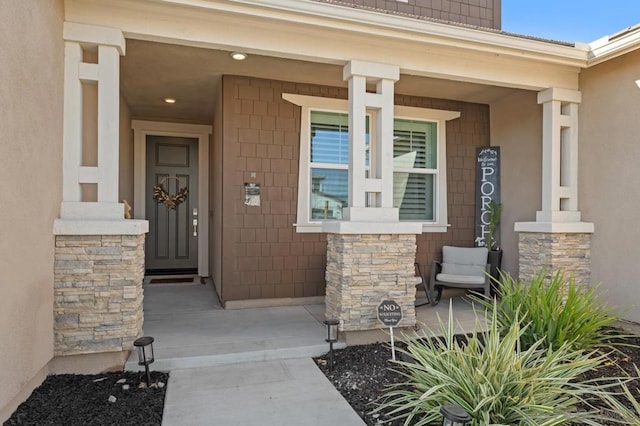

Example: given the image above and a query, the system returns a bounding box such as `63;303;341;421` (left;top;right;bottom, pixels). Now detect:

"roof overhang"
65;0;640;90
64;0;634;92
158;0;589;65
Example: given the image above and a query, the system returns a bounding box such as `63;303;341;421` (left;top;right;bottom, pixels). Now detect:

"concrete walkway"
127;278;479;425
162;359;365;426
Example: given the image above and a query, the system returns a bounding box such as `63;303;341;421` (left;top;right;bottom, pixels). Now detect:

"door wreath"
152;176;188;210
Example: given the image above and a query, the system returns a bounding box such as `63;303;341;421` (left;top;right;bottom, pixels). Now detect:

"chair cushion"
441;262;485;277
441;246;488;277
436;273;486;285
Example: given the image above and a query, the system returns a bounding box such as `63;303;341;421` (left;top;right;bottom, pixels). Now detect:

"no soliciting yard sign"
377;299;402;327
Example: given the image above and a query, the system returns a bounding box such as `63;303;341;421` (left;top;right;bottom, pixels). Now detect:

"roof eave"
587;29;640;67
159;0;590;68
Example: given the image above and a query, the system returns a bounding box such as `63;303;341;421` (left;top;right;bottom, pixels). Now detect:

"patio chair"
428;246;490;306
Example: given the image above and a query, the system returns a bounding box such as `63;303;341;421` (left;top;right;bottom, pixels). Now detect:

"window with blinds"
393;119;437;221
309;111;437;222
309;111;350;220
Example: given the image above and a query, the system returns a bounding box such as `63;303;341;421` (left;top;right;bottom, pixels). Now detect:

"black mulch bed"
4;371;168;426
314;335;640;426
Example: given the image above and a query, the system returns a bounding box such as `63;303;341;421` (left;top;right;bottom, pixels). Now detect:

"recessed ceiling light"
231;52;247;61
164;98;176;104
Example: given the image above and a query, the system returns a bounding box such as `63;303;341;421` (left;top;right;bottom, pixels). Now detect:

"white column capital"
63;22;126;55
343;60;399;82
537;87;582;104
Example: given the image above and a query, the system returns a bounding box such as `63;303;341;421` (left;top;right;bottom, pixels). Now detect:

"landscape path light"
323;319;339;372
134;336;155;387
440;404;471;425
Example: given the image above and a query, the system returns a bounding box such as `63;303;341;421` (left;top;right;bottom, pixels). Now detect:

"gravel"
4;371;168;426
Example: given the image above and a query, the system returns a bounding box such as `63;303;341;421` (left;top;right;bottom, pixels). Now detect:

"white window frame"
283;93;459;233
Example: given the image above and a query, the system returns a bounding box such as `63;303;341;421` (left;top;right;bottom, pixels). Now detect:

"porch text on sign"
475;147;501;247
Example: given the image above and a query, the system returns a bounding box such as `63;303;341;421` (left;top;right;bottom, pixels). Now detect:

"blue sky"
502;1;640;43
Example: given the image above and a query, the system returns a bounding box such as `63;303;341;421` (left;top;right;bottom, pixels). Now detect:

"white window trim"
283;93;459;233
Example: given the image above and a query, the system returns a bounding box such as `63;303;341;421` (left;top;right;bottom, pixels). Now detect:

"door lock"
193;208;198;237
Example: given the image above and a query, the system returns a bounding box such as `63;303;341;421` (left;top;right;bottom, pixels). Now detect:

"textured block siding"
313;0;501;29
220;76;343;301
221;75;490;301
326;234;417;331
54;235;145;356
518;232;592;285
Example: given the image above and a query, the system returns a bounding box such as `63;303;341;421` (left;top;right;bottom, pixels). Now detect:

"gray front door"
145;136;198;273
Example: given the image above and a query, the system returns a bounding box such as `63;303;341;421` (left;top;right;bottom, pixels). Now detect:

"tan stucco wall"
580;50;640;322
0;0;65;420
489;90;543;276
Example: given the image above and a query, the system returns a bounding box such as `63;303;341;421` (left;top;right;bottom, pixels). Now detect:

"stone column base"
54;234;145;356
518;232;592;284
325;234;417;331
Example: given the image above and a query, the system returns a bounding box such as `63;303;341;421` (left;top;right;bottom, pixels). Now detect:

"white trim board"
132;120;212;277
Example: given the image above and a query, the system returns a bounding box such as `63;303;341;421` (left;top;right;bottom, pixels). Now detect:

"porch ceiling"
121;39;521;124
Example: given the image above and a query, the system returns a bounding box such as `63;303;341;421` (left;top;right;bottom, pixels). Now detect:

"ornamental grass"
376;305;631;425
474;270;621;353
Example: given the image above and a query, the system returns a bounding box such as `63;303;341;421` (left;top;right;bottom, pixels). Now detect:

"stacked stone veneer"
54;235;145;356
325;234;417;331
518;232;592;285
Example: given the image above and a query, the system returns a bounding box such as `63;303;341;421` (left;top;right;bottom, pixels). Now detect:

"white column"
515;87;593;233
55;22;147;235
377;78;396;209
97;45;121;203
342;60;400;222
59;22;126;221
322;60;421;234
347;73;368;210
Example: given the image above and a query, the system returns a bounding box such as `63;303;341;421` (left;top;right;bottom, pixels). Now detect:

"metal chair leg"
414;263;430;306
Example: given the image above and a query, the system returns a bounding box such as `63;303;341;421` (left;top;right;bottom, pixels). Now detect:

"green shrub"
376;305;622;425
476;270;619;352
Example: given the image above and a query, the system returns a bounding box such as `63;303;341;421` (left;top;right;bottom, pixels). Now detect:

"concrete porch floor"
125;277;484;425
125;277;482;371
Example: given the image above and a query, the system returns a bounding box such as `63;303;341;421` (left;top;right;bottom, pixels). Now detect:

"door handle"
193;208;198;237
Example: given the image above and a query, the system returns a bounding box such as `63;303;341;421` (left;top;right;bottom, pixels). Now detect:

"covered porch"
54;0;594;365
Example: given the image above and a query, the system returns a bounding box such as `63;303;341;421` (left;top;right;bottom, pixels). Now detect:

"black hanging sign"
475;147;501;248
